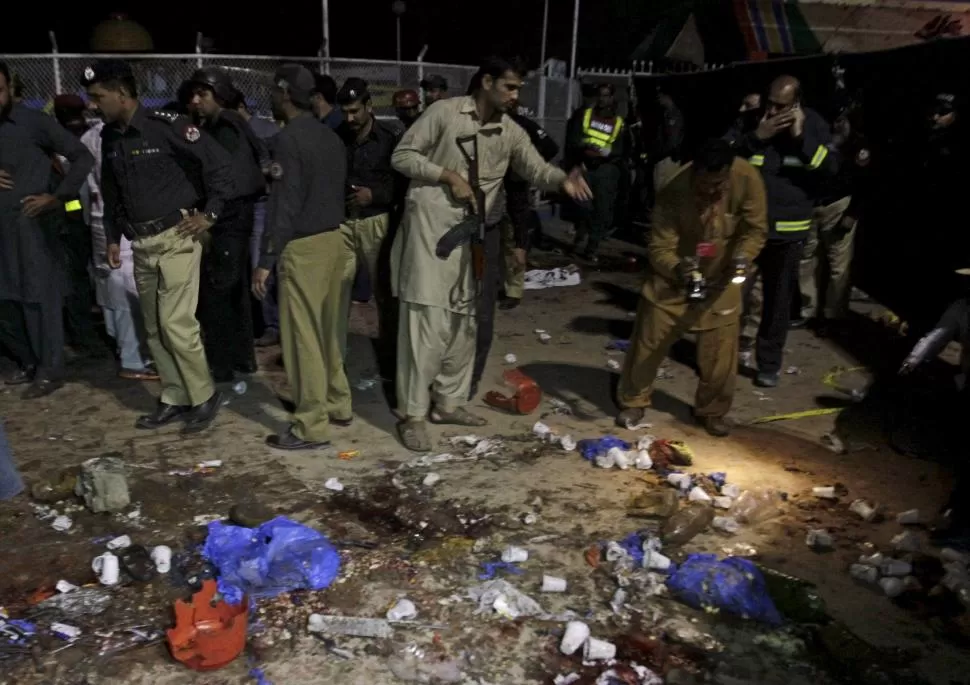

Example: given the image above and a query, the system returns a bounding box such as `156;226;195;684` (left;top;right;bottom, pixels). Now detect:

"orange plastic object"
483;368;542;415
167;579;247;671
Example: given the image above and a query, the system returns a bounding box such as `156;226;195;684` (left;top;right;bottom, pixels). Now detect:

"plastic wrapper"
666;554;783;624
203;516;341;604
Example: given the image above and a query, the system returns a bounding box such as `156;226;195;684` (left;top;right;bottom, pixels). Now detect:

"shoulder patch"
269;162;284;180
184;125;201;143
149;110;180;123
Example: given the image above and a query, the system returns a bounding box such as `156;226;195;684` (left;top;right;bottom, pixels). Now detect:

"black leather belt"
127;210;185;239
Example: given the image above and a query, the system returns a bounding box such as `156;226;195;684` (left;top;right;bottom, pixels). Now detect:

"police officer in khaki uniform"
253;64;349;451
84;60;233;434
616;139;767;437
335;78;401;369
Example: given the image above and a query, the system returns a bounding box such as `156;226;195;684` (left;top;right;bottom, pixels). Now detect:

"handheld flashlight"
731;257;749;285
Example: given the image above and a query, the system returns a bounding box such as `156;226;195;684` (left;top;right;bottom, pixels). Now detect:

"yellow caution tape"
748;407;843;425
821;366;866;390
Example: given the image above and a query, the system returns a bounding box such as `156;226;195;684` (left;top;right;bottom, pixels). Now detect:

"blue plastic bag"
666;554;782;625
577;436;631;462
203;516;341;604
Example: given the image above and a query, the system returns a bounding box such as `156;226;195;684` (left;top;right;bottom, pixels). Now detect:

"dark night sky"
5;0;652;68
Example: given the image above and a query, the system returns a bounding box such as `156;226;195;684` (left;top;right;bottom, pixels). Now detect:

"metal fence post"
48;32;61;95
416;44;428;104
195;33;203;69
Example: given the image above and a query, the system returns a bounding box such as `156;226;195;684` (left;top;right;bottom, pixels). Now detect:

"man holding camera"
615;139;767;437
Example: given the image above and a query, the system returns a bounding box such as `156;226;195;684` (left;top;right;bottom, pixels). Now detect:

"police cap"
80;59;134;88
274;64;315;109
420;74;448;91
336;77;370;105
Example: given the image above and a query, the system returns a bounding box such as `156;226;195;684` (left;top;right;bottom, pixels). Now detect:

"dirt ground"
1;219;969;685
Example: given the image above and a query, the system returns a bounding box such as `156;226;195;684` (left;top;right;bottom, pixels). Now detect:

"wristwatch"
203;211;219;224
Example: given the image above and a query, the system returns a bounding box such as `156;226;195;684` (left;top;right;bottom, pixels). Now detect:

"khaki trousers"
397;302;476;418
798;196;855;320
279;230;352;442
617;297;739;418
132;227;214;407
339;213;391;354
500;217;525;299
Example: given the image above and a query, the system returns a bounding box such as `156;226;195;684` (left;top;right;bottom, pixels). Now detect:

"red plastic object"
167;579;247;671
483;368;542;415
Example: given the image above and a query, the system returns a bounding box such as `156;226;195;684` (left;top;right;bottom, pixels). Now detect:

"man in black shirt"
253;64;349;451
84;59;233;434
187;67;267;383
335;78;401;372
0;63;94;399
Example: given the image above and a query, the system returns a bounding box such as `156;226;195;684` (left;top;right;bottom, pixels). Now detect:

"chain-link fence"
2;52;580;158
0;53;483;118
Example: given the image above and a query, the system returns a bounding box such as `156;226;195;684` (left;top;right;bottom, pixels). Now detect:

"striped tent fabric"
733;0;823;58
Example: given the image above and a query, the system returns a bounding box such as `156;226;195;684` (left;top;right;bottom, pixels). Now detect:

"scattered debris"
76;457;130;513
308;614;393;638
386;599;418;621
806;529;834;550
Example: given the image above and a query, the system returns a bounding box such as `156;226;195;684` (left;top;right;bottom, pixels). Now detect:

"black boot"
135;402;190;429
181;392;224;435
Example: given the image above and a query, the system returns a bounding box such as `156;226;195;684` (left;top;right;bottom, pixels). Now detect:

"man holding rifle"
390;55;591;452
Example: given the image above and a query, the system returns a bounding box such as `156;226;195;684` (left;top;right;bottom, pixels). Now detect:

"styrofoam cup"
151;545;172;574
644;550;672;571
583;637;617;661
559;621;590;655
896;509;920;525
501;546;529;563
541;575;567;592
107;535;131;551
92;552;120;586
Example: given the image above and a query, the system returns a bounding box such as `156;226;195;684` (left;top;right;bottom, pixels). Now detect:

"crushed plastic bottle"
232;381;247;395
662;503;715;546
733;488;782;524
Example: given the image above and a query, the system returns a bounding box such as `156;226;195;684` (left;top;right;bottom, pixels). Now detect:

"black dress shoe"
135;402;190;429
499;297;521;310
181;391;224;434
266;429;330;451
5;366;36;386
22;378;64;399
789;317;809;330
234;361;258;375
330;415;354;428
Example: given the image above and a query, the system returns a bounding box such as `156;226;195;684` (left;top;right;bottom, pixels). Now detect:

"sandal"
398;420;432;453
616;407;648;430
429;407;488;427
